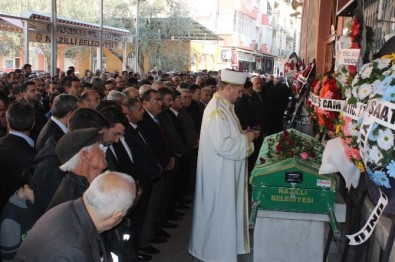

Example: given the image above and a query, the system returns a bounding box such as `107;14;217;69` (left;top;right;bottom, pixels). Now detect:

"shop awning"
336;0;358;16
0;11;133;48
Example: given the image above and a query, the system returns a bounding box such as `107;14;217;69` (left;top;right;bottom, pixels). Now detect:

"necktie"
135;126;147;145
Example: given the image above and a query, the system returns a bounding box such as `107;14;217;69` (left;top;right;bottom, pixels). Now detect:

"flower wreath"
284;57;298;85
336;17;363;170
339;56;395;173
306;79;320;122
360;54;395;188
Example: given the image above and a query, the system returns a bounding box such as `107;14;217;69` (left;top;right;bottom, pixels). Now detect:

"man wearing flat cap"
189;69;259;262
46;127;107;210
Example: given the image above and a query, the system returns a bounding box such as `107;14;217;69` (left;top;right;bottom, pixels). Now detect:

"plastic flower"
377;58;391;70
300;152;309;160
371;170;391;188
357;161;365;172
387;160;395;178
358;83;372;100
347;120;360;137
377;128;394;150
368;123;378;141
360;63;373;79
368;145;383;163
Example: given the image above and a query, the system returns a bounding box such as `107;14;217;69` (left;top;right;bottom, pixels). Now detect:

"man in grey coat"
15;171;136;261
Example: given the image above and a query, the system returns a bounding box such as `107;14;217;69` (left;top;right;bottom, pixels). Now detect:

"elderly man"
123;87;140;99
15;171;136;261
107;90;126;104
189;69;257;262
80;89;101;109
46;128;107;210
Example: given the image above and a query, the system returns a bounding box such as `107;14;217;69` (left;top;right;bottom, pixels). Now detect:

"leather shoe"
156;228;171;238
180;198;192;204
171;210;185;217
137;252;152;261
176;204;189;210
151;237;167;244
163;221;178;228
139;245;160;254
167;214;182;221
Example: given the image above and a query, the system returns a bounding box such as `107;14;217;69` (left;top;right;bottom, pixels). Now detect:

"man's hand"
165;157;176;171
244;130;255;142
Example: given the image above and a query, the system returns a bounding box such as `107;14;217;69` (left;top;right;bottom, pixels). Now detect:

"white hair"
107;90;126;103
84;171;136;217
59;145;93;172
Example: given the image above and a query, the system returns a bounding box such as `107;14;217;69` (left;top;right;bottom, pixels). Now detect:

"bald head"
123;87;139;99
84;171;136;232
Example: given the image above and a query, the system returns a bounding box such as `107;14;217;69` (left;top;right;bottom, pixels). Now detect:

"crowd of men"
0;63;292;261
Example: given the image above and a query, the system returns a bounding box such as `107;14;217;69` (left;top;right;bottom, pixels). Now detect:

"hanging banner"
346;189;388;245
28;32;122;49
308;93;320;106
342;101;367;121
319;98;345;112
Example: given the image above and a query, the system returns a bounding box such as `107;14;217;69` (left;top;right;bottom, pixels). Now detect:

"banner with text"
338;48;361;66
28;32;123;49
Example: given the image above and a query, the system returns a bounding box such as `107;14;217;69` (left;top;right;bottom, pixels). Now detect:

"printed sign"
319;98;345;112
317;179;332;188
365;99;395;131
231;49;239;68
342;101;367;121
297;74;307;84
308;93;320;106
347;189;388;245
29;32;122;49
338;48;361;66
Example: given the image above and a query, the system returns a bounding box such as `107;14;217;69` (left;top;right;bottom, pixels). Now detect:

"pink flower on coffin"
300;152;309;160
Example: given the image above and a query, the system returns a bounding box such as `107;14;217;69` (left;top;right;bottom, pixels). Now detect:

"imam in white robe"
189;92;254;262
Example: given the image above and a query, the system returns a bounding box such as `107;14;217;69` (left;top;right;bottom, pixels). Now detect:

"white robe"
189;93;254;262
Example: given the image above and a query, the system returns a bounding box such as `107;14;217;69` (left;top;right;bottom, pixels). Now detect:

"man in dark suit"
19;81;47;142
35;94;78;151
0;101;36;213
124;98;162;258
266;77;292;135
31;108;109;215
235;79;257;130
15;171;136;262
138;90;175;255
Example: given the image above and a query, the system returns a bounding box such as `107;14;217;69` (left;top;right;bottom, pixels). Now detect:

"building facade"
191;0;301;74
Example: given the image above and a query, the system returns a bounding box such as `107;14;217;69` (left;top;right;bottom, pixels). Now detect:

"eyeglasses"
150;98;162;103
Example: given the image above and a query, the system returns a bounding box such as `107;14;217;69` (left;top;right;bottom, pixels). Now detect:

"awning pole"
24;21;29;65
123;43;127;71
51;0;57;77
99;0;103;72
